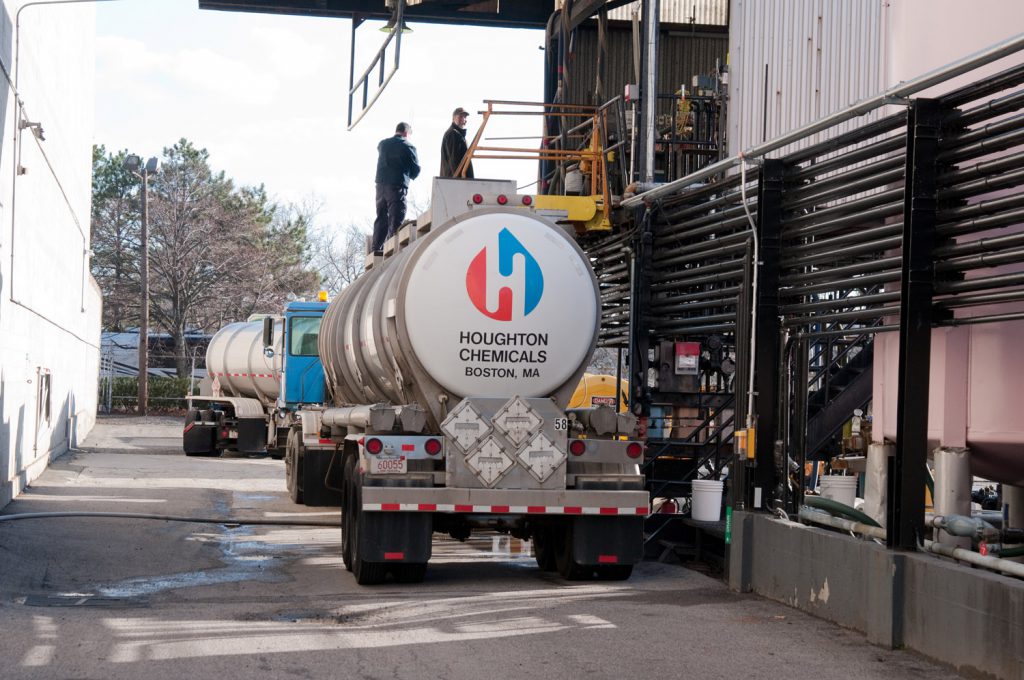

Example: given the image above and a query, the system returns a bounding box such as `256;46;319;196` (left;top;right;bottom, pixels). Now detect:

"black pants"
372;183;407;252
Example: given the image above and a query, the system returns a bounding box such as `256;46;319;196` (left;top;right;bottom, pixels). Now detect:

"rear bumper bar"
362;487;650;517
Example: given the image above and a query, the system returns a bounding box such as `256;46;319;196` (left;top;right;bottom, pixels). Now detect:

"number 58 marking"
553;418;569;431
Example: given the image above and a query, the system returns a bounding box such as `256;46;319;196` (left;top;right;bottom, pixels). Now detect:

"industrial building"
0;0;100;508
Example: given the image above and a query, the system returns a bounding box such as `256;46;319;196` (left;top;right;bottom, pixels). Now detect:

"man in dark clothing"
439;107;475;179
373;122;421;253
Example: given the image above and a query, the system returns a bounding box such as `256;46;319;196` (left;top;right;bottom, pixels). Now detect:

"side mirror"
262;317;274;349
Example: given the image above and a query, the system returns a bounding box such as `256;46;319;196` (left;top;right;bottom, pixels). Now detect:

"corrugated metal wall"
566;24;728;107
727;0;887;156
605;0;729;26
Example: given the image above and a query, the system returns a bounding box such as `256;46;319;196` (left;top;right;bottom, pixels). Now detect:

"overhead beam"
197;0;558;28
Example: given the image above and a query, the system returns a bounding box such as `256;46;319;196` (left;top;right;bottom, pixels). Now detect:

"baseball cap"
453;107;470;117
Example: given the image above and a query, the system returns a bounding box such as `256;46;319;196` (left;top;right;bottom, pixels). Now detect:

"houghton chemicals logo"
465;228;544;321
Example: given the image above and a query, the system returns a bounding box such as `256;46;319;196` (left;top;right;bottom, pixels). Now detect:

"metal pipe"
641;0;659;183
952;87;1024;128
781;291;900;315
934;448;973;549
942;312;1024;327
655;213;754;245
783;187;904;231
787;136;906;184
795;323;899;340
940;61;1024;108
651;285;742;306
936;271;1024;294
623;32;1024;209
781;256;903;285
782;223;902;259
944;166;1024;201
936;207;1024;238
782;200;905;241
651;296;738;314
937;128;1024;166
786;160;905;212
934;288;1024;308
939;149;1024;185
935;246;1024;272
934;230;1024;258
783;305;902;328
781;270;903;298
781;236;903;268
654;242;748;269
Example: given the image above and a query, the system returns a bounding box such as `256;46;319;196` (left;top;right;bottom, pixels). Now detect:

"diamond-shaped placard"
441;400;489;452
492;396;542;448
517;432;566;483
464;436;515;487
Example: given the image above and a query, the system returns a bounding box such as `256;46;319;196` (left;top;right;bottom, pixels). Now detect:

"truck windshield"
289;316;322;356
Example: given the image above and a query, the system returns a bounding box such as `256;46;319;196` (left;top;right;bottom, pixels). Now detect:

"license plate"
369;456;407;474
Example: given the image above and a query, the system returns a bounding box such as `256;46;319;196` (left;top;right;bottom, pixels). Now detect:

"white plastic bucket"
691;479;724;522
820;475;858;508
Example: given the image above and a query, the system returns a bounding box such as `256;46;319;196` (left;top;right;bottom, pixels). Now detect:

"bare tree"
309;223;370;295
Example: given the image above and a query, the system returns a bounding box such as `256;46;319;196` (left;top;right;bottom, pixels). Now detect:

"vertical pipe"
138;169;150;417
642;0;660;183
794;337;809;512
933;447;972;549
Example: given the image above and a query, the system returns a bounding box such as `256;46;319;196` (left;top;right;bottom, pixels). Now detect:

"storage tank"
206;318;282;403
319;208;600;426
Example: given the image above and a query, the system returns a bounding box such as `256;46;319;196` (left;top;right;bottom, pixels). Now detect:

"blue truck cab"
279;300;328;408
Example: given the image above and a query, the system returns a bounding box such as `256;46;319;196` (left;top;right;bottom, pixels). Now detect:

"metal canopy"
196;1;560;29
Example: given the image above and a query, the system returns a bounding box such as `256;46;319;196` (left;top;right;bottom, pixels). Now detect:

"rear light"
424;438;442;455
626;442;644;459
365;437;384;455
569;439;586;456
521;195;533;206
497;194;508;205
472;194;484;204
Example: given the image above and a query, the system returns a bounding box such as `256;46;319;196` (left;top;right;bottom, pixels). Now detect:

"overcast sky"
96;0;545;231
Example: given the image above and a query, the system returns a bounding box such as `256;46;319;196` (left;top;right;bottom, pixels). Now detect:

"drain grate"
23;594;148;608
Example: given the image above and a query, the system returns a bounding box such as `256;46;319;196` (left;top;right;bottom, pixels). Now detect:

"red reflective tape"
418;504;436;512
401;444;415;451
381;503;401;511
454;504;474;513
599;507;619;515
384;552;404;561
598;555;619;564
183;422;194;434
527;506;546;514
636;506;650;515
491;505;510;513
564;506;583;514
318;439;333;444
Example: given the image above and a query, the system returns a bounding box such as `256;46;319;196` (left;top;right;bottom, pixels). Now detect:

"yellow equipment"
569;373;629;412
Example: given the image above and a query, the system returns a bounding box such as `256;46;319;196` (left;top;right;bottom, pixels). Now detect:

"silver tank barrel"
206;318;282;403
319;208;600;427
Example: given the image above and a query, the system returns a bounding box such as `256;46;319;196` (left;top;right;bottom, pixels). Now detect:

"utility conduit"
797;507;1024;580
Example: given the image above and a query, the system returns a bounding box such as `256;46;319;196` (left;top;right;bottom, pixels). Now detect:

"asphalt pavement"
0;416;963;679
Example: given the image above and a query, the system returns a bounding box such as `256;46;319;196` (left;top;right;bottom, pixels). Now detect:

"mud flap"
302;448;344;506
183;423;216;455
358;511;432;564
237;418;268;453
571;516;644;566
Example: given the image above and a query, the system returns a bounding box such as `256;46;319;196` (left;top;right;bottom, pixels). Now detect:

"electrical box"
674;342;700;376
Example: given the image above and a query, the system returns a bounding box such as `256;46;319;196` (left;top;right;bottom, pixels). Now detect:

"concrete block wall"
731;513;1024;680
0;0;100;508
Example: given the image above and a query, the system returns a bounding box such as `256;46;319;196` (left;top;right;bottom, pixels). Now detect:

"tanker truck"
285;178;649;584
182;300;331;481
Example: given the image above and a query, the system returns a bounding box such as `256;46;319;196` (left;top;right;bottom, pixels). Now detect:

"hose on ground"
803;495;883;528
0;511;341;527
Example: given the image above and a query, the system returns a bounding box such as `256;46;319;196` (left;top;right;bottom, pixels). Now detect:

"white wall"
0;0;100;508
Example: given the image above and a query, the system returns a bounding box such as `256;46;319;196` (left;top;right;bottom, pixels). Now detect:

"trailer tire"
533;525;557;572
285;428;303;504
555;521;592;581
351;481;387;585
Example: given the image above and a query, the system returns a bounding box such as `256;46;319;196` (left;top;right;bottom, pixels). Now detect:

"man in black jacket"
372;122;421;253
439;107;474;179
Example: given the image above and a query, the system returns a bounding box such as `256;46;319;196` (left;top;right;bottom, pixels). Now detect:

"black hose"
0;511;341;527
804;495;882;528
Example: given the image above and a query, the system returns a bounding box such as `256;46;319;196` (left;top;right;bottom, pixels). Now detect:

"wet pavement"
0;416;965;679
